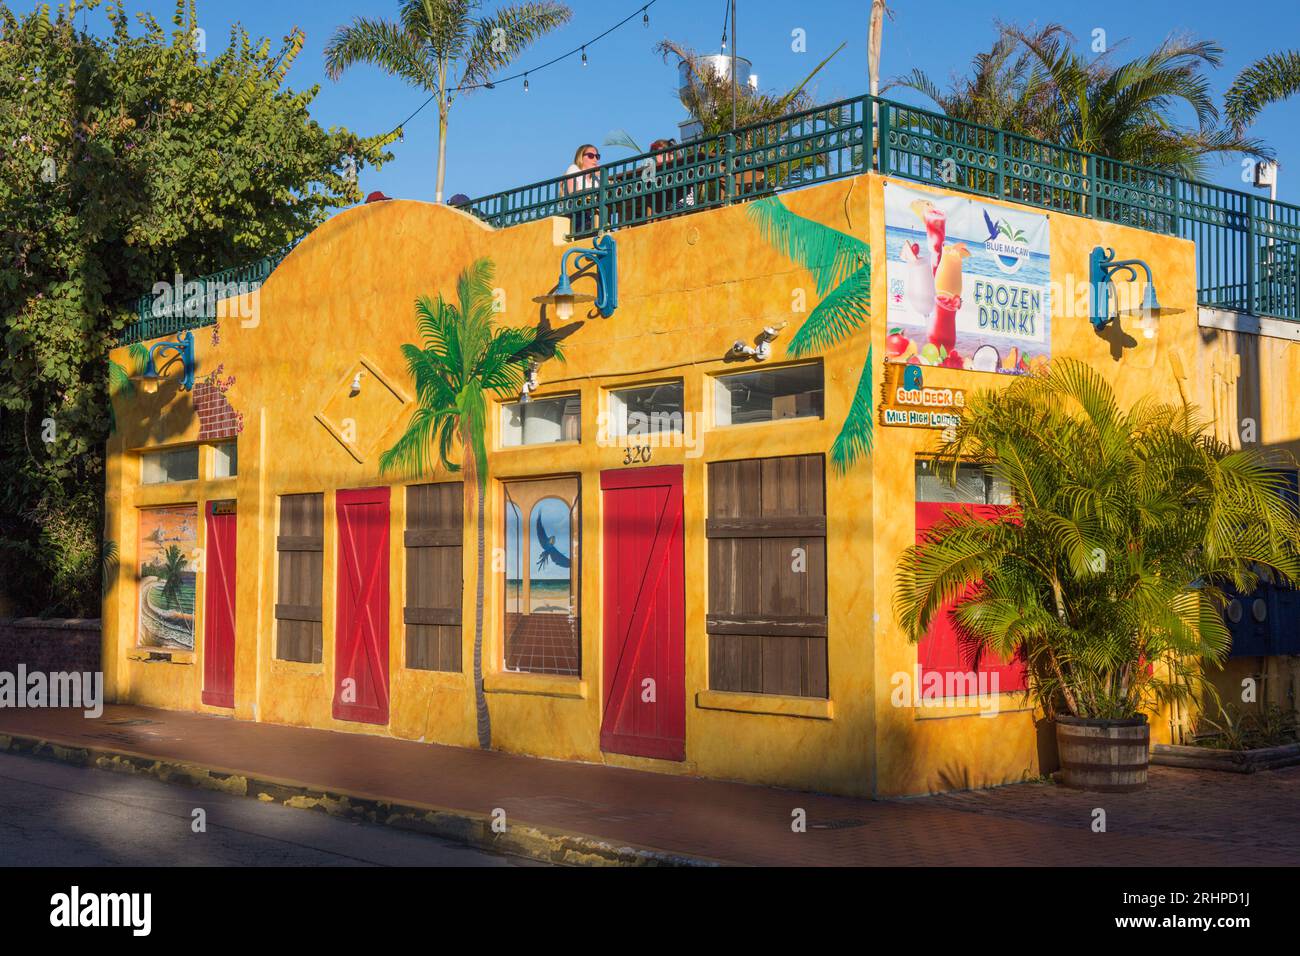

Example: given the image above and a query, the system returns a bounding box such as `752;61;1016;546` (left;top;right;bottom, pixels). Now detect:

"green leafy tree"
1225;50;1300;133
380;258;561;749
0;0;389;615
324;0;572;203
895;360;1300;720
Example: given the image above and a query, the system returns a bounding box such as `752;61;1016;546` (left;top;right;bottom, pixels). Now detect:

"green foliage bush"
0;0;391;616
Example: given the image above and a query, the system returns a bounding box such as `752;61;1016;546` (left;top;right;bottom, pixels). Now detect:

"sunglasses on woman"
583;151;600;160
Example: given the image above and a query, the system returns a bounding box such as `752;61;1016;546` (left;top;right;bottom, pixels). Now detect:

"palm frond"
787;263;871;357
829;347;874;474
1225;50;1300;132
747;196;868;298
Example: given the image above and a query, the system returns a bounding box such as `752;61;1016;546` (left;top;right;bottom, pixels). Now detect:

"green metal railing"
118;240;300;345
120;93;1300;345
467;93;1300;325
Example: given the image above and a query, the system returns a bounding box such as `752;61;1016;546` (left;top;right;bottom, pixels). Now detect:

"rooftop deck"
119;93;1300;345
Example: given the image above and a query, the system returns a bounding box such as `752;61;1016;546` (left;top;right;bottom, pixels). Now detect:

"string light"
378;0;664;136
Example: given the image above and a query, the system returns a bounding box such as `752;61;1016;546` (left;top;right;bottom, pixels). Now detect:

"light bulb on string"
581;46;587;66
523;73;529;93
643;7;649;27
398;127;404;143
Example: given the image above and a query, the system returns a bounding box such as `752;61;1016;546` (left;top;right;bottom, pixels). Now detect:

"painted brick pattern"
193;382;243;441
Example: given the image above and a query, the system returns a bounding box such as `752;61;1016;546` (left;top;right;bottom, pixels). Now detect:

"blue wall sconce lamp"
533;235;617;320
1089;246;1176;338
139;329;196;393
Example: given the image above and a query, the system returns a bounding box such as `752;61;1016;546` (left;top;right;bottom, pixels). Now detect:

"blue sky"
25;0;1300;205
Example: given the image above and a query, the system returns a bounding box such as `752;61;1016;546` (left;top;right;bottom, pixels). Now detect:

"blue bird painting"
983;208;1000;242
534;511;571;570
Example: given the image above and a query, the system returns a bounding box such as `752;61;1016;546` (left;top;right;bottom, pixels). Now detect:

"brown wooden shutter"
404;482;464;671
707;455;828;698
275;493;324;663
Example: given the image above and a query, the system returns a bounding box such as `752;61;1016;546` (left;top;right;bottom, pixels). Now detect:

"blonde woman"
562;144;600;233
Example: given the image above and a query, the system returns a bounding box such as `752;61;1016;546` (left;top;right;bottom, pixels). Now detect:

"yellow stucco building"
103;153;1300;797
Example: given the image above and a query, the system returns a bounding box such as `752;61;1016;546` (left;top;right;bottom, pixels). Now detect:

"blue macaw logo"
902;364;924;391
534;511;571;571
983;209;1001;242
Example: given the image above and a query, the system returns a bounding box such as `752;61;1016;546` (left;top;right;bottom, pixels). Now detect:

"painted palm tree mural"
107;342;149;433
380;257;562;749
747;196;875;472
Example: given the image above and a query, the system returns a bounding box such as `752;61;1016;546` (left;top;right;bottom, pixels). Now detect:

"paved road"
0;752;544;867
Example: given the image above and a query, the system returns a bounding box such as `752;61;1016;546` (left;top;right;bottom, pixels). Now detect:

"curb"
0;732;721;868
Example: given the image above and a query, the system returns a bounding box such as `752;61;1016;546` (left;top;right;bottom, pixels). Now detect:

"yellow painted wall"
104;171;1300;798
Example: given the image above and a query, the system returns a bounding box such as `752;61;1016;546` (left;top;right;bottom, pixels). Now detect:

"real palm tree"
380;258;561;749
324;0;572;202
895;359;1300;720
885;23;1067;140
1225;50;1300;133
1005;26;1264;178
892;23;1265;178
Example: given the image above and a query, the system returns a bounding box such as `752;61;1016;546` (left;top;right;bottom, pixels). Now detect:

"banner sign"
879;362;967;429
884;182;1051;375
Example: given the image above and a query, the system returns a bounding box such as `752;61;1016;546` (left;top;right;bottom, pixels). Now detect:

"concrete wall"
0;619;101;674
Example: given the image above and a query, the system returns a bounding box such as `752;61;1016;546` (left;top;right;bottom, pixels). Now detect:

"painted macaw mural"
747;196;875;473
503;478;580;676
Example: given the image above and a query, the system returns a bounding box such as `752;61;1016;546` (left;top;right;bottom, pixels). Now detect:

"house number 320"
622;445;652;465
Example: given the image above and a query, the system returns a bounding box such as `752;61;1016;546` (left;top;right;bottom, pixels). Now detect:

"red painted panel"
201;502;237;708
915;501;1027;693
600;466;685;761
334;487;391;724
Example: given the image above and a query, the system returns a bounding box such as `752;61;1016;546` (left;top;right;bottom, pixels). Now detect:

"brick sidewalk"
1;704;1296;866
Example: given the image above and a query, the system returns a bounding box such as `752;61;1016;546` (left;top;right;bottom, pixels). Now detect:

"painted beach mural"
884;182;1051;375
503;477;581;676
137;505;199;650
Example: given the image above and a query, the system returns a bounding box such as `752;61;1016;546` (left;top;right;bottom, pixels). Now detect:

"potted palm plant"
895;360;1300;791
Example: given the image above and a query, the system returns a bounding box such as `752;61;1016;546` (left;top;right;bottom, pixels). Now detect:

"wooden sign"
879;361;967;429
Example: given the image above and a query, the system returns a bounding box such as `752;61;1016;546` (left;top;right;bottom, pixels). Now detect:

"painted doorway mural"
137;505;199;650
600;466;685;761
503;477;581;676
202;501;237;708
334;487;391;724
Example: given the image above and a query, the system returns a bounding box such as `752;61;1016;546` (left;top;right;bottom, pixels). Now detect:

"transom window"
714;363;823;427
141;447;199;485
500;394;581;446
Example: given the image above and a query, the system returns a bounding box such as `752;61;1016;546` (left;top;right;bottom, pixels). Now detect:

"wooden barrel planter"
1055;715;1150;792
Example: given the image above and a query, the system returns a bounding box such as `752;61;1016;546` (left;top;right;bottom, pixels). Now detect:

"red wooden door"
202;501;237;708
600;466;685;761
915;502;1026;691
334;487;391;724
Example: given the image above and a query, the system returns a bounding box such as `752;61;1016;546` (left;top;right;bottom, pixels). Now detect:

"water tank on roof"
676;54;753;142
